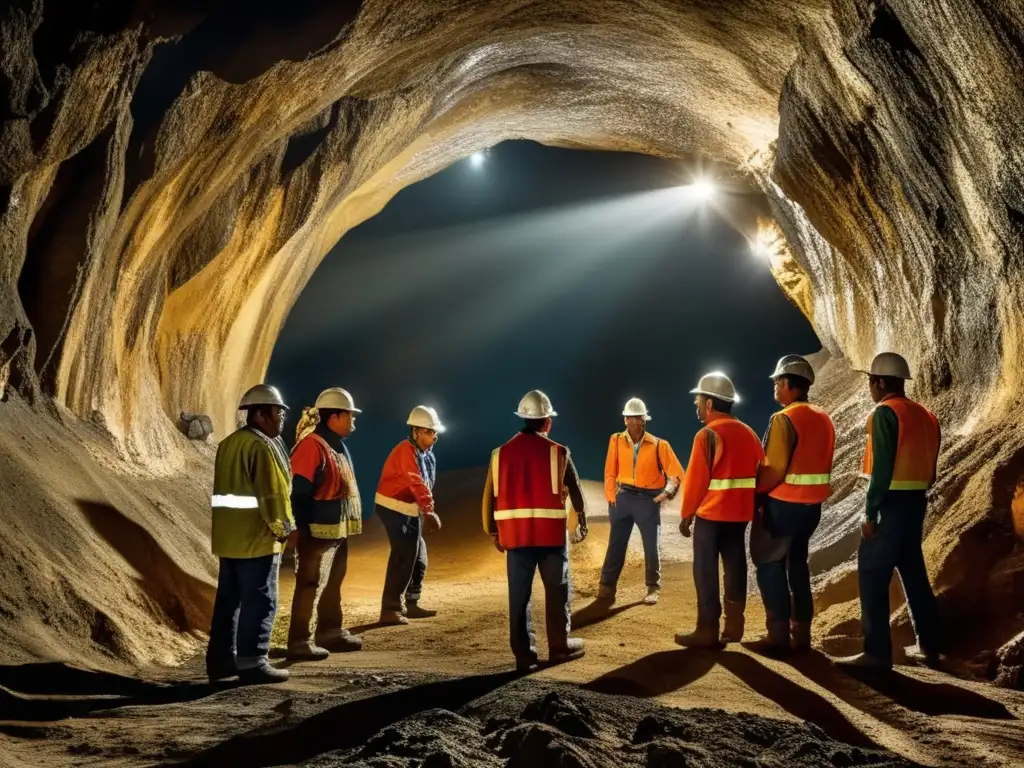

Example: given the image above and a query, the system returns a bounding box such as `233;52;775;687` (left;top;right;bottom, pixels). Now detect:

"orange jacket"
861;396;939;491
757;402;836;504
681;415;764;523
375;440;434;516
489;431;569;550
604;431;684;503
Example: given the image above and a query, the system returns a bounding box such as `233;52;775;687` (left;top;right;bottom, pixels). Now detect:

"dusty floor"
1;482;1022;767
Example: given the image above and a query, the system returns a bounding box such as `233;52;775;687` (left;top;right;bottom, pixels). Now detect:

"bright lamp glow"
469;151;486;168
676;178;716;203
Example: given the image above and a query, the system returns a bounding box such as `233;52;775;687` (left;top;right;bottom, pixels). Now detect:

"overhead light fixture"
469;151;486;168
676;178;716;203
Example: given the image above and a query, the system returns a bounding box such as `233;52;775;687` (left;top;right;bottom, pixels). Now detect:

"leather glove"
571;525;588;544
679;517;692;538
422;511;442;534
492;534;505;553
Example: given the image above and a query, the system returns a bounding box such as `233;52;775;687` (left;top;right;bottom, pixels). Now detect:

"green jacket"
211;427;295;559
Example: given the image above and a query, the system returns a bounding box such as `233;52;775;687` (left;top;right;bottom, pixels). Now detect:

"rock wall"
0;0;1022;663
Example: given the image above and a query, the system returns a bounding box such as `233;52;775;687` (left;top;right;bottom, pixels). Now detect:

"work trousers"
207;554;280;670
378;506;428;612
692;517;748;626
507;545;571;664
751;498;821;624
287;530;349;645
858;493;941;664
600;490;662;589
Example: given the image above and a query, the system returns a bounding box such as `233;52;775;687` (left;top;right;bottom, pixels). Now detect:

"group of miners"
206;350;942;684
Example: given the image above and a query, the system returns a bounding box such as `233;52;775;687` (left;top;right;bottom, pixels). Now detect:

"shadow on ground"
0;662;235;721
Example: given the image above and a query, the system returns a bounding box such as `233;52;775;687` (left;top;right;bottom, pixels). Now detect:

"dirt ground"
1;475;1023;766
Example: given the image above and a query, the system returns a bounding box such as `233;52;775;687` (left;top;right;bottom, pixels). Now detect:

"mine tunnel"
0;1;1023;765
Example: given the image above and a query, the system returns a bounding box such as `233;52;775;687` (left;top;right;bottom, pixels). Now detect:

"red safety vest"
697;417;764;523
491;431;568;549
862;397;939;490
769;403;836;504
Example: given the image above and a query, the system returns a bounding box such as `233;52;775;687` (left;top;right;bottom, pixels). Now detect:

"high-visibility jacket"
604;431;685;503
376;439;436;517
767;403;836;504
291;427;362;539
862;396;940;491
211;427;294;558
490;431;568;549
681;415;764;523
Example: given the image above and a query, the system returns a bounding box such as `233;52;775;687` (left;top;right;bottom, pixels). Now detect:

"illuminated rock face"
0;1;1021;657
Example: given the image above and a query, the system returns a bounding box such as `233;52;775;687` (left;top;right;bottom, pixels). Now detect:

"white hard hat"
238;384;287;410
769;354;815;384
622;397;651;421
314;387;362;412
515;390;557;419
408;405;446;432
690;371;740;404
863;352;912;380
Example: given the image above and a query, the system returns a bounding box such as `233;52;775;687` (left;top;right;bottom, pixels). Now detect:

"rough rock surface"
0;1;1022;665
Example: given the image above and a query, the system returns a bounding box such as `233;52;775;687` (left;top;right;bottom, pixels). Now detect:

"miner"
375;405;445;625
482;390;588;672
207;384;295;684
675;373;765;648
839;353;942;669
750;355;836;654
286;388;364;660
598;397;685;606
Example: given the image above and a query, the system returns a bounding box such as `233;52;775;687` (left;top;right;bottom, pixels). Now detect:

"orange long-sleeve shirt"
604;431;684;503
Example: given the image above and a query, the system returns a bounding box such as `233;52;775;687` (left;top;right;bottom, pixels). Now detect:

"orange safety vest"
697;417;764;523
491;431;568;549
768;403;836;504
861;397;940;491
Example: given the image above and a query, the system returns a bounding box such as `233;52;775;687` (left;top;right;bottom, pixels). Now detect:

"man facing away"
207;384;295;684
376;405;445;625
840;353;942;669
751;355;835;654
675;372;765;648
286;388;365;660
598;397;684;605
482;390;589;672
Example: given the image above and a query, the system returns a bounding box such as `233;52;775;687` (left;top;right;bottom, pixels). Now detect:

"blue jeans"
206;554;280;671
378;506;428;612
858;493;941;663
752;498;821;624
693;517;748;626
507;546;571;663
600;491;662;589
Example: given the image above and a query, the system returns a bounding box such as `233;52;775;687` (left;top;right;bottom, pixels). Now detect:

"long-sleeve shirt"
680;428;718;520
604;431;684;503
865;405;898;523
376;439;436;515
756;413;796;493
481;435;588;536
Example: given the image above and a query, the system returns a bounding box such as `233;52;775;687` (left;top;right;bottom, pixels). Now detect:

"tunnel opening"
268;141;821;502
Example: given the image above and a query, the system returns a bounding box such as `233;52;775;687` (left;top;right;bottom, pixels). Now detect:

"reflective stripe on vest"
211;494;259;509
708;477;756;490
493;508;568;521
310;522;346;538
784;473;831;486
375;492;420;516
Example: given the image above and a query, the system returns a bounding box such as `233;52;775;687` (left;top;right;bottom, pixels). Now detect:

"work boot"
747;620;791;657
596;584;616;603
286;640;330;661
379;609;409;626
206;659;238;683
790;620;812;653
316;628;363;653
549;638;585;664
405;600;438;619
903;644;941;668
720;601;746;644
643;587;660;606
238;662;290;685
515;654;540;674
674;623;721;649
835;652;892;670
